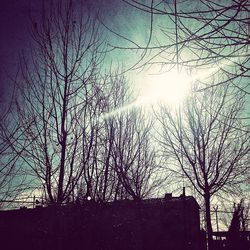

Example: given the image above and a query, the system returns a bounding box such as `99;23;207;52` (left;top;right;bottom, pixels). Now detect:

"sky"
0;0;249;118
0;0;28;101
0;0;134;102
0;0;174;103
0;0;249;213
0;0;149;104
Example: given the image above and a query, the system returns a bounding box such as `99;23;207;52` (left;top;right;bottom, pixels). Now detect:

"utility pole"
214;206;219;232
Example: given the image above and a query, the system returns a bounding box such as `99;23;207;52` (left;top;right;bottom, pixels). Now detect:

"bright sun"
100;68;194;121
137;69;192;107
101;62;228;120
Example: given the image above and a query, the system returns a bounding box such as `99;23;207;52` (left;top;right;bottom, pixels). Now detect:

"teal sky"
0;0;249;120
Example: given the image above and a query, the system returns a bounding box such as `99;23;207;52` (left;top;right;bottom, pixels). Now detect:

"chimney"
180;187;186;200
164;193;172;200
182;187;185;197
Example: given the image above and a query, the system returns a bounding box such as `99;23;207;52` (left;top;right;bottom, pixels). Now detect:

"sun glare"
100;59;237;120
137;69;192;107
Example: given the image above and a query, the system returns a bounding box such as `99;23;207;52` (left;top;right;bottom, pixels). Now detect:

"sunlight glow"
99;102;137;121
138;69;192;107
100;57;238;120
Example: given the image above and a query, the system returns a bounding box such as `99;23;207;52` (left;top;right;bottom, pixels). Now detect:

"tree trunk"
57;78;68;205
57;134;67;204
204;192;213;250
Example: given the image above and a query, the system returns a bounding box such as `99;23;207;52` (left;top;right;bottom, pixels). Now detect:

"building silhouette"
0;192;205;250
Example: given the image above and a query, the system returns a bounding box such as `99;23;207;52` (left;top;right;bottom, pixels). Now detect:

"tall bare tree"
91;72;132;202
156;84;250;250
75;71;163;202
14;0;104;205
110;108;161;201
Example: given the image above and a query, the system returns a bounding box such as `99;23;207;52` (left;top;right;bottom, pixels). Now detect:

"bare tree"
74;70;163;202
14;0;104;205
0;86;30;208
227;199;250;250
156;84;250;250
97;71;163;202
91;72;130;202
110;108;161;201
